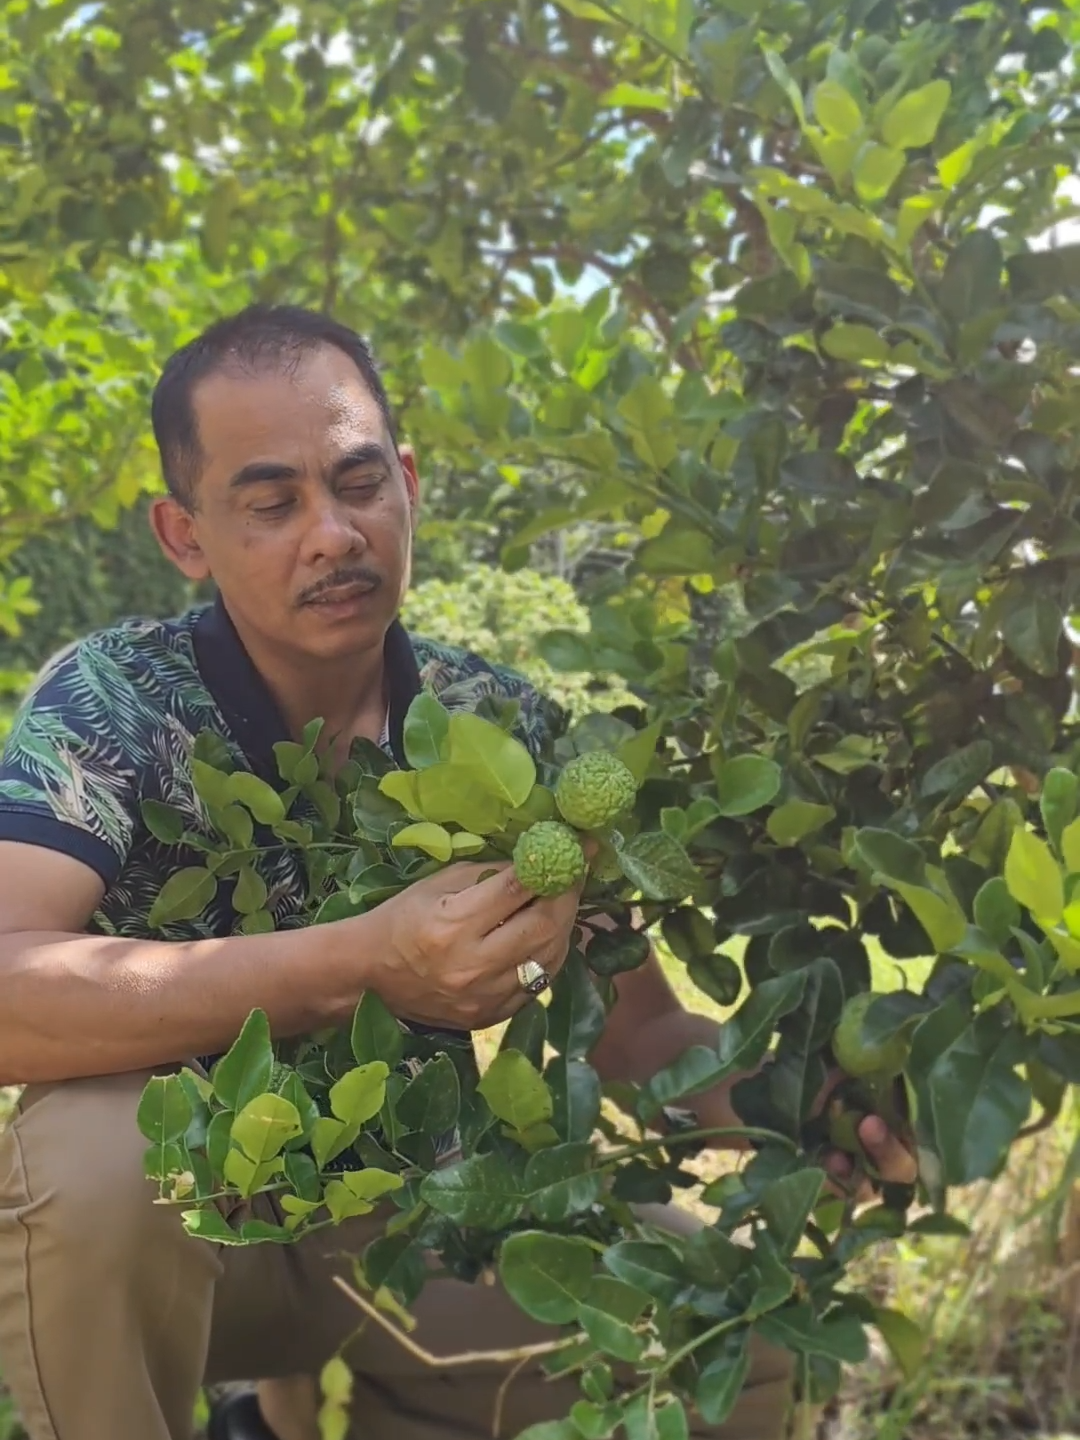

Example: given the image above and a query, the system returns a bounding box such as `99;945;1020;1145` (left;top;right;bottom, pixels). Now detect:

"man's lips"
302;582;378;607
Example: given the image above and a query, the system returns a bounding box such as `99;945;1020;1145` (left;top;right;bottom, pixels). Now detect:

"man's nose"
303;493;365;563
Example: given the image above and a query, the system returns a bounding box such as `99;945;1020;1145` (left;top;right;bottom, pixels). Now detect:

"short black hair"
150;304;397;506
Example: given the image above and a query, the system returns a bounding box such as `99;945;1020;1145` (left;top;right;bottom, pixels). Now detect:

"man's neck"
231;614;389;756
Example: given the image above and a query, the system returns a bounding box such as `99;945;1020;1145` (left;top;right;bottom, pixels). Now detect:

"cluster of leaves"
13;0;1080;1431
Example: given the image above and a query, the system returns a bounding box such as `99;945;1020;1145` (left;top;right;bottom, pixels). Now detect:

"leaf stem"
602;1123;798;1166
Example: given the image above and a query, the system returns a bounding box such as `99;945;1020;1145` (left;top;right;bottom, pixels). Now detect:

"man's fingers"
452;862;537;931
858;1115;918;1185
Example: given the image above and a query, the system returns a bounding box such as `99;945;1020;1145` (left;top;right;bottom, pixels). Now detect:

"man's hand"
823;1114;918;1201
813;1069;918;1200
365;859;583;1031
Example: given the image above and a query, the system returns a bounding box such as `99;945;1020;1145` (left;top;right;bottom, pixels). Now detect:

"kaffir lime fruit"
513;821;587;897
554;751;638;831
831;992;909;1080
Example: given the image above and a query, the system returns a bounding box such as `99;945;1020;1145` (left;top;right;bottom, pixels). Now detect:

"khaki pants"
0;1070;793;1440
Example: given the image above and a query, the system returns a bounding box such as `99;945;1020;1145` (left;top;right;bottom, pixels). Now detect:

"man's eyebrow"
228;460;299;489
327;442;393;481
227;443;392;490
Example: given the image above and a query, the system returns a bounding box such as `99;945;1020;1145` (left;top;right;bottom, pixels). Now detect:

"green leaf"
415;763;511;833
890;879;967;953
478;1051;554;1133
852;143;905;203
182;1206;247;1245
718;972;808;1075
645;1046;729;1111
310;1116;356;1170
141;799;186;845
420;1152;525;1229
880;80;951;149
1042;768;1079;853
515;1424;581;1440
464;332;512;392
526;1142;604;1222
873;1308;925;1380
852;829;926;886
575;1309;642;1366
211;1010;274;1112
227;772;287;825
756;1305;868;1363
547;1056;602;1143
396;1054;461;1133
602;1241;685;1306
137;1073;193;1146
329;1062;390;1128
713;755;782;816
391;822;453;862
148;867;218;928
767;801;835;846
616;722;662;785
760;1168;826;1256
230;1094;303;1163
617;831;701;900
376;770;422;819
547;948;606;1060
1001;592;1063;678
446;712;536;807
687;954;743;1007
223;1148;283;1199
821;322;891;364
233;864;268;916
192;757;232;810
813;80;863;138
1005;828;1064;923
601;82;669;112
1063;818;1080;875
500;1231;595;1324
617;376;677;470
351;993;405;1069
403;692;450;769
696;1334;750;1426
324;1168;404;1223
928;1020;1031;1185
939;230;1003;327
973;877;1021;948
921;740;992;800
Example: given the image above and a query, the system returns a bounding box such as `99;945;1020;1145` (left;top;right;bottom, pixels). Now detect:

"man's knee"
0;1068;194;1259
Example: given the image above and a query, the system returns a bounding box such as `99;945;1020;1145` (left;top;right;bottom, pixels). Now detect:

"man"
0;305;914;1440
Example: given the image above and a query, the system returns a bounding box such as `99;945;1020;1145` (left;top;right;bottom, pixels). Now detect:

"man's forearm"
0;921;369;1087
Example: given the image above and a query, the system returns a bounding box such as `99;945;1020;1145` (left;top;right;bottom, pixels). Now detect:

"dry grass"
4;956;1080;1440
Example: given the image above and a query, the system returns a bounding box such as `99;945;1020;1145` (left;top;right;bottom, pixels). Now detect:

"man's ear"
398;444;421;520
149;496;212;582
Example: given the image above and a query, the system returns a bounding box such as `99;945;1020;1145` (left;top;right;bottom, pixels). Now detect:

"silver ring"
517;960;551;997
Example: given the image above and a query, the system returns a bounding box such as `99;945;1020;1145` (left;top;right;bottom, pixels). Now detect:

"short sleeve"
0;638;142;885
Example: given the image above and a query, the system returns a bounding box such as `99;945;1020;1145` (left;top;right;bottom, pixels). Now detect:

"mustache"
297;566;383;606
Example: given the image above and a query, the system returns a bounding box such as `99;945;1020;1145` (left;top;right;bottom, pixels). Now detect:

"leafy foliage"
11;0;1080;1431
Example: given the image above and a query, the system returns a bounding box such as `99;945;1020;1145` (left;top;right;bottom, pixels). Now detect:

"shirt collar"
192;592;419;780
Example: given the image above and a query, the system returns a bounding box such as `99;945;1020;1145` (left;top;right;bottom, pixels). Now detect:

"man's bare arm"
0;843;377;1085
0;841;576;1088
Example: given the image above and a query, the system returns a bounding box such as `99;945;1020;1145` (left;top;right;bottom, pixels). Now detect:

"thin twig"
333;1277;575;1369
492;1352;534;1438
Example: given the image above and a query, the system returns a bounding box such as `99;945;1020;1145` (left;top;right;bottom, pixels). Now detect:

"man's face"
153;345;418;663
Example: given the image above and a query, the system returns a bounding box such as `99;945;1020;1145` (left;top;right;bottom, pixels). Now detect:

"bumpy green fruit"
832;992;909;1080
269;1061;292;1093
513;821;587;897
555;751;638;831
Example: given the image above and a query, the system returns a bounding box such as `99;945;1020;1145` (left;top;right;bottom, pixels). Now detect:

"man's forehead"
193;348;386;446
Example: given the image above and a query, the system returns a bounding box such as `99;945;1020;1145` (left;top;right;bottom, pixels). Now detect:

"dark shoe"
206;1388;279;1440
